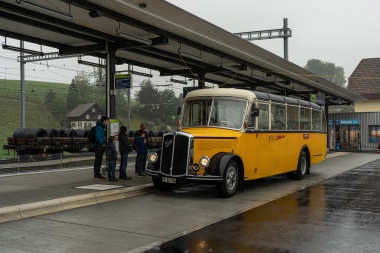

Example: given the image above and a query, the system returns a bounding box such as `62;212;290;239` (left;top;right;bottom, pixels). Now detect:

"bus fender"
213;153;244;191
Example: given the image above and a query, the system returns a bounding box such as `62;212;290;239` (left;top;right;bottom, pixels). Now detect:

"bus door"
253;103;271;178
268;132;287;175
252;132;270;178
268;103;287;175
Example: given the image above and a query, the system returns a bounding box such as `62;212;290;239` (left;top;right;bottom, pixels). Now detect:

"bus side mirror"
177;107;181;115
251;108;259;117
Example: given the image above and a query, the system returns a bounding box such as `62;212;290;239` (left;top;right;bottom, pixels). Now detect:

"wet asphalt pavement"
145;159;380;253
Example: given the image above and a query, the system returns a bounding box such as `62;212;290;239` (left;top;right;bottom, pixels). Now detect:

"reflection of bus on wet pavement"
146;88;327;197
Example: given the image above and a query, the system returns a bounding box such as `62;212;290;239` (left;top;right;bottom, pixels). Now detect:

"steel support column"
198;72;205;89
283;18;289;61
106;40;116;121
20;40;25;128
325;98;330;149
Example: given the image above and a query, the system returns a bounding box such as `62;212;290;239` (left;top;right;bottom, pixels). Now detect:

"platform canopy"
0;0;364;105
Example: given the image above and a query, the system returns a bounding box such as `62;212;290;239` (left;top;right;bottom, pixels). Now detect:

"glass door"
341;126;349;150
349;125;361;150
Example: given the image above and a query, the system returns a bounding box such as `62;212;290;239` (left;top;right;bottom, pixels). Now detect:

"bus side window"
273;104;285;129
287;105;299;130
300;108;311;130
257;103;269;129
247;107;259;128
312;109;321;130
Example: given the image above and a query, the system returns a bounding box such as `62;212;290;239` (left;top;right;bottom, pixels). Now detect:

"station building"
329;58;380;151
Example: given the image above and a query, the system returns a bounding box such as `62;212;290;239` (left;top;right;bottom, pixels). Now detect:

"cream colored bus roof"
185;88;256;101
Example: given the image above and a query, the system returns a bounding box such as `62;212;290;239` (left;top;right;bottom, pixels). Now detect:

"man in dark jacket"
134;122;149;174
135;132;148;177
93;116;109;179
118;125;133;180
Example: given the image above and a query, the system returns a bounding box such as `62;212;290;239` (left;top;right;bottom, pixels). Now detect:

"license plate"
162;177;176;184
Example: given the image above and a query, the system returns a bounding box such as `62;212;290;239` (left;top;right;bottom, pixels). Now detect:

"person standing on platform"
93;116;109;179
135;131;148;177
106;136;118;181
118;125;133;180
134;122;149;174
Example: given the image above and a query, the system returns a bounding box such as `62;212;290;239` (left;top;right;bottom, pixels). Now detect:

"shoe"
119;176;132;180
94;175;106;180
109;178;118;182
141;173;147;176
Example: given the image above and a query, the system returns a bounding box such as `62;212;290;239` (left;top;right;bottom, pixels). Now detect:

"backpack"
88;126;96;144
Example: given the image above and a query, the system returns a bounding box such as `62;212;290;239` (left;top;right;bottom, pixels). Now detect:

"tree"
134;80;161;119
134;80;184;127
44;89;56;104
66;71;93;112
304;59;346;87
158;89;183;125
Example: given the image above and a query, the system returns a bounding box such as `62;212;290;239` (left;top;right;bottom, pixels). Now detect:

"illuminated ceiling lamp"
16;0;74;20
116;26;152;45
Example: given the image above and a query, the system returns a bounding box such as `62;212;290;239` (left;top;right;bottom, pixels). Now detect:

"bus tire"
295;151;308;180
152;177;173;191
216;160;239;198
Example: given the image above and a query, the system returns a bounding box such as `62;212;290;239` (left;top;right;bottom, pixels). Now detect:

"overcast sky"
1;0;379;88
167;0;380;79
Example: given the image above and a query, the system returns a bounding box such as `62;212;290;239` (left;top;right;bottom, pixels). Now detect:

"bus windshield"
182;98;248;130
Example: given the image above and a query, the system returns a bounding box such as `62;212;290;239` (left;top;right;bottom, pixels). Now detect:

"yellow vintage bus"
146;88;327;198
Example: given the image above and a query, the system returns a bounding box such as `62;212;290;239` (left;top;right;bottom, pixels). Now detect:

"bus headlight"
199;156;210;168
148;152;158;163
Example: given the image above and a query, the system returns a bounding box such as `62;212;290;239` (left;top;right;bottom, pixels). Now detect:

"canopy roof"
0;0;364;105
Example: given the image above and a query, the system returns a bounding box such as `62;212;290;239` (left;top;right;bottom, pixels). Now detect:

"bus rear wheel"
286;151;308;180
296;151;308;180
216;160;239;198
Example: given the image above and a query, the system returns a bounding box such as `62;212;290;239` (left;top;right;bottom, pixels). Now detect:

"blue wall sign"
336;119;360;125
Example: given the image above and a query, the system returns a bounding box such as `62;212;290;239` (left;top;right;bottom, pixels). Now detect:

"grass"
0;79;176;159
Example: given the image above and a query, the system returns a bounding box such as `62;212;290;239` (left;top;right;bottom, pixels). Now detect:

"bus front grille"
160;132;191;176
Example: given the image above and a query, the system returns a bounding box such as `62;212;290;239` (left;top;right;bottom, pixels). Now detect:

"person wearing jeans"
134;123;149;174
93;116;109;179
106;136;118;182
135;132;148;177
118;125;133;180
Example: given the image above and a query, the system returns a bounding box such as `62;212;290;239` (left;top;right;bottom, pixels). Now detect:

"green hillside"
0;79;174;159
0;79;67;158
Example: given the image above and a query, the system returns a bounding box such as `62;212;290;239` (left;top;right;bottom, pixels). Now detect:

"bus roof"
185;88;323;110
185;88;257;101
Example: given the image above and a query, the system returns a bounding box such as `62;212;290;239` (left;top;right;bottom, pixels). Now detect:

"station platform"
0;157;154;223
0;151;378;224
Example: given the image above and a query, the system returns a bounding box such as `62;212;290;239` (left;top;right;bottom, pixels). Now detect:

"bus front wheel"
216;160;239;198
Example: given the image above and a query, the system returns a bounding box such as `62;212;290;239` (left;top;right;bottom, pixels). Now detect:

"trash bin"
336;142;341;151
